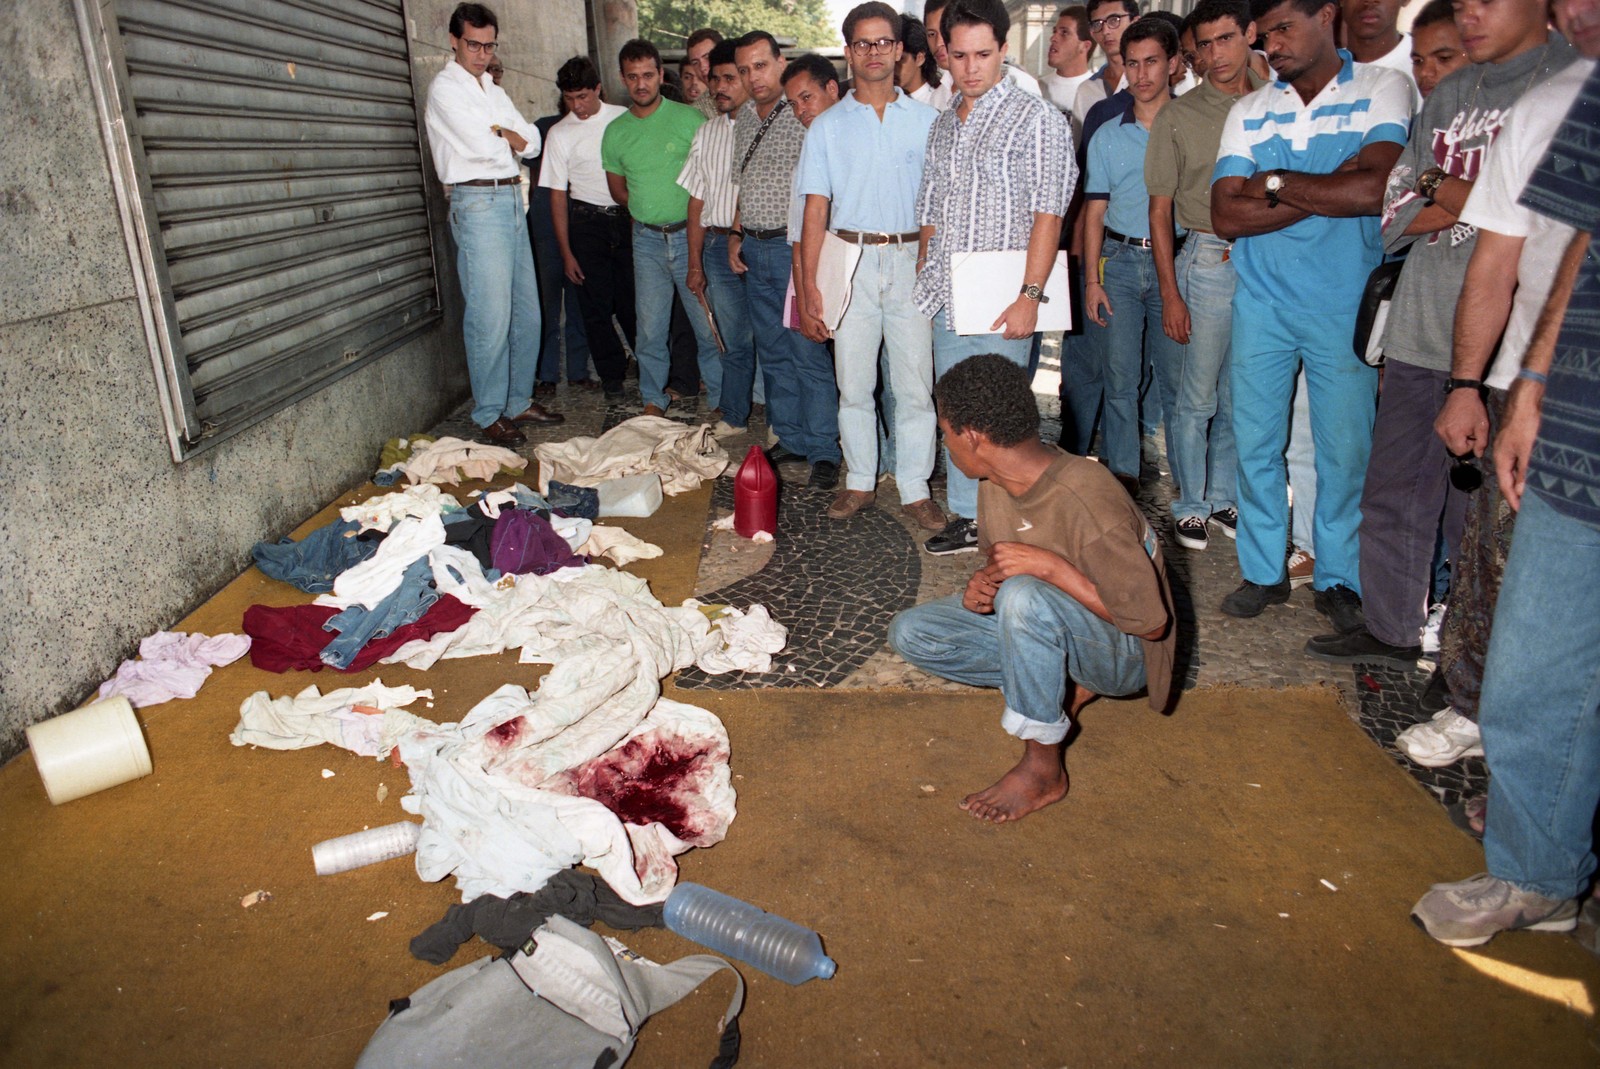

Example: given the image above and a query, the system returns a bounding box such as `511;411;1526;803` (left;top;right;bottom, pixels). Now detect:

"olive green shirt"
1144;72;1264;233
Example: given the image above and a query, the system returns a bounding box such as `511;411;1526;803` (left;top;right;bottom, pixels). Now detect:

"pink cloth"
97;631;252;708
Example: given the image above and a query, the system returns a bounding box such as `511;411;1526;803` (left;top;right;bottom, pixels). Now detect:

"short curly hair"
933;354;1039;447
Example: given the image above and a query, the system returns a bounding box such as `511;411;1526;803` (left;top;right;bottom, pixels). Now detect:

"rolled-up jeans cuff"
1001;707;1070;744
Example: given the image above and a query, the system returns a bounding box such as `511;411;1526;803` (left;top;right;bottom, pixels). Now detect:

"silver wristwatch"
1019;283;1049;304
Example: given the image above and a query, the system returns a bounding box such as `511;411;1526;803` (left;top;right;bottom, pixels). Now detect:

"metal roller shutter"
82;0;440;455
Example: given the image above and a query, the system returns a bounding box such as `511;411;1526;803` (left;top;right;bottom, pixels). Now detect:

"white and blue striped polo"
1212;51;1413;311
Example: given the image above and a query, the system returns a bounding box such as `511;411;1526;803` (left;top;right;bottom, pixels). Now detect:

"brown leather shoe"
826;488;876;520
511;402;564;425
482;417;526;445
641;403;668;417
902;497;946;532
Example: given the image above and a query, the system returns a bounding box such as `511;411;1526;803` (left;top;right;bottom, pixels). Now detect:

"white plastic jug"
26;696;153;805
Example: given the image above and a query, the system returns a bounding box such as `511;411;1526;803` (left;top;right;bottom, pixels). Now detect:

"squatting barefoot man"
889;355;1178;822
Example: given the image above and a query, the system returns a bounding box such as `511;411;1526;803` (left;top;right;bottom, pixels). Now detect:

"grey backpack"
356;914;744;1069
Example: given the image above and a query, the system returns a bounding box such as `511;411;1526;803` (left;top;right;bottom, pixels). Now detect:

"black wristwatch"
1444;377;1489;400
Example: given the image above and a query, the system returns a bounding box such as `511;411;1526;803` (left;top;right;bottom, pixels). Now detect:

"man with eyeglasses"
1073;0;1139;128
424;2;564;446
794;3;945;530
914;0;1076;555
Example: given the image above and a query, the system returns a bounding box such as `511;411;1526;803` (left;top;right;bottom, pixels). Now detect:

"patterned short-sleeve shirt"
733;99;807;232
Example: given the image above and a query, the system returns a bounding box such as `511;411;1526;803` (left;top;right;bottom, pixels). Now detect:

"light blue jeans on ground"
932;309;1034;519
835;245;935;500
1481;490;1600;900
1094;238;1184;480
631;223;722;411
1231;300;1374;591
741;235;840;463
1169;233;1237;522
703;232;755;428
449;185;541;428
889;577;1147;744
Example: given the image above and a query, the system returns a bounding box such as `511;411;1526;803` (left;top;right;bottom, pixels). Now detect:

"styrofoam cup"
312;821;422;876
26;696;153;805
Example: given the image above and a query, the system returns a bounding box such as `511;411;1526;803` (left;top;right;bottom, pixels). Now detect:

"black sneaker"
766;444;806;466
1304;626;1422;664
807;460;839;490
602;381;625;401
1220;578;1291;618
1313;583;1364;635
1209;507;1238;539
1174;516;1209;550
925;517;979;555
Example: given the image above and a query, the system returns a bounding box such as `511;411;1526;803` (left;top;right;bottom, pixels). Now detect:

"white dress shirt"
424;60;540;185
540;102;626;206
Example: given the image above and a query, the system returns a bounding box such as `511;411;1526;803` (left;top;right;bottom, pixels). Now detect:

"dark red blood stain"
1360;674;1381;693
487;717;524;746
562;735;707;841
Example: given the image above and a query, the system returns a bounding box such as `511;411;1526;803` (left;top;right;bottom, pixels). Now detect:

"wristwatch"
1444;377;1489;400
1416;167;1448;202
1264;170;1286;208
1019;283;1049;304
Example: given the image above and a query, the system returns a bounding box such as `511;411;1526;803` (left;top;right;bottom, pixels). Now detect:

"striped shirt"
677;112;738;229
1213;51;1413;311
913;77;1077;320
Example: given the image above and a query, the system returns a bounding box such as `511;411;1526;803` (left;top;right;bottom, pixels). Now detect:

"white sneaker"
1422;600;1446;655
1395;708;1483;767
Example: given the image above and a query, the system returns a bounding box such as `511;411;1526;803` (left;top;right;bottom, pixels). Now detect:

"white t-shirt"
1361;34;1420;106
1457;59;1590;391
1042;70;1094;113
538;102;627;207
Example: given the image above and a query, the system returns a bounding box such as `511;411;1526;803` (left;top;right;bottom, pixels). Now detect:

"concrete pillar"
591;0;639;105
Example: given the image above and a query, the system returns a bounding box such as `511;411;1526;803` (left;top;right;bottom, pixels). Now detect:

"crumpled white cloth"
316;513;446;610
693;603;788;675
579;526;662;566
231;680;434;756
98;631;252;708
399;436;528;485
340;485;461;533
533;416;728;496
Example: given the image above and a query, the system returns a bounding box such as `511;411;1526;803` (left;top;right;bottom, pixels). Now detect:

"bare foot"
959;741;1068;824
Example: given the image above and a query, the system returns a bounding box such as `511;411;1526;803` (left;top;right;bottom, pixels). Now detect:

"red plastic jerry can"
733;445;778;538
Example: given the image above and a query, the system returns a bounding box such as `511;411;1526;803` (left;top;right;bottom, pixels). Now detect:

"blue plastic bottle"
663;883;837;985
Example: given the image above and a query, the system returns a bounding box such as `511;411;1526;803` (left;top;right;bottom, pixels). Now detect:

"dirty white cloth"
400;436;528;486
231;680;434;755
533;417;728;496
694;603;788;675
579;526;662;567
97;631;252;708
316;514;446;610
340;485;461;533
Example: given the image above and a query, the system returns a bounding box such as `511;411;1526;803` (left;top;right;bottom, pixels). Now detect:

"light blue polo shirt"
794;88;937;233
1212;51;1413;311
1085;107;1168;240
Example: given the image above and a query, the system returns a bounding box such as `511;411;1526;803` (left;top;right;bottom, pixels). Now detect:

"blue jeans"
449;185;541;428
532;224;592;384
703;232;756;428
1481;490;1600;901
1059;260;1104;456
742;235;840;463
834;244;935;500
252;518;377;594
1169;233;1237;521
932;309;1034;519
632;223;722;411
1093;239;1183;480
321;557;437;670
889;577;1147;743
1230;299;1375;590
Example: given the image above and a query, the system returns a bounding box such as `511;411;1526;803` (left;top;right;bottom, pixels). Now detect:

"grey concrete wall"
0;0;584;761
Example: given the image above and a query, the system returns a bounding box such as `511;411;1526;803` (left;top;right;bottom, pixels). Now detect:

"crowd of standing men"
424;0;1600;949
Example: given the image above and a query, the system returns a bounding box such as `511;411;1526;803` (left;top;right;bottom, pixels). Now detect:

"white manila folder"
950;250;1072;336
816;231;864;330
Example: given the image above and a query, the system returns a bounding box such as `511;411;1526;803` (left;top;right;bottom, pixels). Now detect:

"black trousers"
567;207;636;387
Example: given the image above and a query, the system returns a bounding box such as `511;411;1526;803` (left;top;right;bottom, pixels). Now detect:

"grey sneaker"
1412;872;1578;947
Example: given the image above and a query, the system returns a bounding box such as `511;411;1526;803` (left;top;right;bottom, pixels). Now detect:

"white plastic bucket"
26;696;153;805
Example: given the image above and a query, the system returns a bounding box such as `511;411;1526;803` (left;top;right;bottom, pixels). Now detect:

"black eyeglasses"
1089;13;1128;32
849;38;898;54
461;39;499;54
1449;452;1483;493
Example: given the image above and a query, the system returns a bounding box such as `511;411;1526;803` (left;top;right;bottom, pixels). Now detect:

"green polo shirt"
1144;72;1264;233
600;98;706;227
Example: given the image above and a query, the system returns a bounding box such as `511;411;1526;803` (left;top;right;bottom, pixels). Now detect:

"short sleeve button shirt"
733;99;807;232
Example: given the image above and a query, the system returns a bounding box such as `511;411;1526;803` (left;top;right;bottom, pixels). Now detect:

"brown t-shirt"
977;447;1176;711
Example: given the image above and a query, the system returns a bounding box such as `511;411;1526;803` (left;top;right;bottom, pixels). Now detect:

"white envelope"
950;250;1073;335
815;231;864;329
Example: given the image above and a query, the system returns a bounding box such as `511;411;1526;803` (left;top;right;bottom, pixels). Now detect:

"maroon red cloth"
243;596;476;673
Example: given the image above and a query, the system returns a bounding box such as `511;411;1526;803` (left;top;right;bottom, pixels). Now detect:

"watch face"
1265;174;1283;192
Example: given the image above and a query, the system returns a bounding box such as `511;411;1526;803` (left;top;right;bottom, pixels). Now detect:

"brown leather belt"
832;229;921;245
454;176;522;187
639;219;688;234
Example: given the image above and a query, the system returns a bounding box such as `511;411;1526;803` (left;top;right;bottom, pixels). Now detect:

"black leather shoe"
807;460;839;490
1304;626;1421;664
1220;578;1291;618
511;402;565;425
482;417;526;445
766;444;805;466
1312;583;1364;634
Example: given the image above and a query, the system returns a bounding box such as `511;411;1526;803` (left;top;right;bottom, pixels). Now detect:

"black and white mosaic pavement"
1350;660;1488;808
